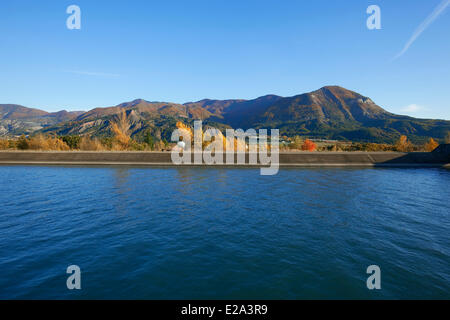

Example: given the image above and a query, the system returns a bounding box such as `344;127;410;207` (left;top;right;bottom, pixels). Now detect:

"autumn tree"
0;139;9;150
27;134;48;150
27;134;69;151
301;139;317;151
424;138;439;152
153;140;166;151
395;135;413;152
48;136;70;151
79;136;104;151
111;110;131;150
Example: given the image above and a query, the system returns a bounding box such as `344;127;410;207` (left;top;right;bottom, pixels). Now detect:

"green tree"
61;136;81;149
17;134;29;150
144;132;155;150
289;135;303;150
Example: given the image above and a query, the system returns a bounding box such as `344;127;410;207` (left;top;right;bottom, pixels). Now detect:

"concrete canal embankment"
0;144;449;168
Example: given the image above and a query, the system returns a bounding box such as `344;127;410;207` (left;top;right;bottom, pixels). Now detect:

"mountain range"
1;86;449;144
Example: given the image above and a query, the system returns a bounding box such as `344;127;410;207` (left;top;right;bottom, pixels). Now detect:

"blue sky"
0;0;449;119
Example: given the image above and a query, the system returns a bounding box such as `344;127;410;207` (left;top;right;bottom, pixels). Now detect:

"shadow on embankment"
372;144;450;167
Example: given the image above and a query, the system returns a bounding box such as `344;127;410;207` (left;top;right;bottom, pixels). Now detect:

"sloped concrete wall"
0;149;448;167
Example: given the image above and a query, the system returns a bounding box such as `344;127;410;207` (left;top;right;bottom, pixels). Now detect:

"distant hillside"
236;86;450;143
1;86;450;144
0;104;83;136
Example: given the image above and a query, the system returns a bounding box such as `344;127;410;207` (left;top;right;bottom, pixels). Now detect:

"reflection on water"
113;168;131;217
0;166;449;299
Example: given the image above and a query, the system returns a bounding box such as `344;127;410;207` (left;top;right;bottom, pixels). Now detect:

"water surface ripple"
0;166;449;299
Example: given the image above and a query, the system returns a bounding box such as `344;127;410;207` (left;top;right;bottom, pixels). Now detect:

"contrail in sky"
394;0;450;59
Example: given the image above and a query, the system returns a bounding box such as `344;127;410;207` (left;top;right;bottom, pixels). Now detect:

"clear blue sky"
0;0;449;119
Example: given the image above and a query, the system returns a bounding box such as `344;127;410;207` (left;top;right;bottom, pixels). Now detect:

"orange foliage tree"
0;139;9;150
111;110;131;150
395;135;413;152
79;136;105;151
27;134;69;151
301;139;317;151
424;138;439;152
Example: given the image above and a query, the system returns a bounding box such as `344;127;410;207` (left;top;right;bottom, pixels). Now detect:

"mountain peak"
2;86;449;143
314;85;361;97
